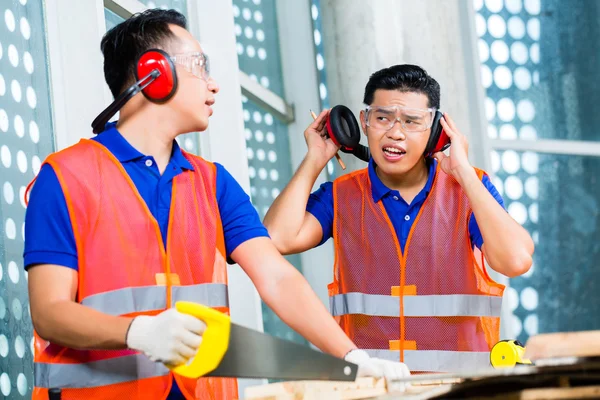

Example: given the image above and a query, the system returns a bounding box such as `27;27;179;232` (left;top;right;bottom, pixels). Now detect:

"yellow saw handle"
169;301;231;378
490;340;532;368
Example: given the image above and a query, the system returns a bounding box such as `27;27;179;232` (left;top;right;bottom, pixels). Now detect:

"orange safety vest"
30;139;238;400
329;165;505;373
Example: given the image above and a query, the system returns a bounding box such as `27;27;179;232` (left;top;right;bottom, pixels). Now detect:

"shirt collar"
94;122;194;170
368;157;437;203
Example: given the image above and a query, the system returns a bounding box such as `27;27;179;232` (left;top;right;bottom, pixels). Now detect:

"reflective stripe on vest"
329;293;502;317
35;354;169;389
81;283;229;315
364;349;493;373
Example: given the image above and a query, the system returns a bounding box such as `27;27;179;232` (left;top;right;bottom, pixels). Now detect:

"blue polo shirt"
23;123;268;399
307;158;505;251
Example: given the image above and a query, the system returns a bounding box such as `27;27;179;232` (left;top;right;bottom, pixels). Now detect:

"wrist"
343;347;359;359
125;315;151;350
454;164;478;186
124;318;136;347
344;348;370;364
303;152;329;176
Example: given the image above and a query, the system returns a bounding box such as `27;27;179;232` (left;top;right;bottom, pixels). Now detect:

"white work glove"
344;349;411;391
126;308;206;366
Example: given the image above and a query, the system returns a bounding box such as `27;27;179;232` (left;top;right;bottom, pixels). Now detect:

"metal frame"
103;0;145;18
239;71;295;124
489;138;600;157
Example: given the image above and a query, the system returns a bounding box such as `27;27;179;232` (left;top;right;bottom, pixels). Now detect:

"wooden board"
244;377;387;400
448;385;600;400
510;385;600;400
244;377;456;400
524;330;600;361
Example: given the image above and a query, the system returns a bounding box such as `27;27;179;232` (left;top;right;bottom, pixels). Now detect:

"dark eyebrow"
404;113;425;120
374;108;395;115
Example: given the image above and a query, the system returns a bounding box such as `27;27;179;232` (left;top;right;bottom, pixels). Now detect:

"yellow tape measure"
490;340;533;368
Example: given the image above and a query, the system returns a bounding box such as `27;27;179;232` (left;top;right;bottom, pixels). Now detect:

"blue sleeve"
23;164;78;271
469;174;506;250
215;163;269;261
306;181;334;246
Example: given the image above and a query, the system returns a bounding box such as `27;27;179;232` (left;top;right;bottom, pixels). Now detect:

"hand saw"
168;301;359;381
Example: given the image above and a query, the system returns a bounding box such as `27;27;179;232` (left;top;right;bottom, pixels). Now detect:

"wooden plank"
244;378;386;399
520;385;600;399
524;331;600;361
244;377;458;400
479;385;600;400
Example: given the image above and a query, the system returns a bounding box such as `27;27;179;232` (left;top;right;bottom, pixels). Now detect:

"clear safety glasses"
170;52;210;81
364;105;435;132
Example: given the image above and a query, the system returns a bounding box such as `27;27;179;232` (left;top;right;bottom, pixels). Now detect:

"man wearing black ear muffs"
264;64;534;374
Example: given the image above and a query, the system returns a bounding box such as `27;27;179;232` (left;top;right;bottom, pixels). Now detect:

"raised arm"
263;109;339;254
435;114;534;277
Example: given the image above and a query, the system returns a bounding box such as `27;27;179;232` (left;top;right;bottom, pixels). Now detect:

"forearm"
257;267;356;358
457;168;534;277
33;300;133;350
263;155;324;252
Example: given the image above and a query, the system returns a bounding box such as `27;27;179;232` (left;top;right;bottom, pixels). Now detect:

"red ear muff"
91;49;178;134
424;110;451;157
136;49;178;102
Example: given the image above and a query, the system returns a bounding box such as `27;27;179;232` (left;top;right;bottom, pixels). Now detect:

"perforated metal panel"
0;0;54;397
233;0;307;345
309;0;338;179
475;0;600;342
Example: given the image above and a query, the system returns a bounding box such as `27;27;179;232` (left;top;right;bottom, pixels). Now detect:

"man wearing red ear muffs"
264;64;534;374
23;9;410;400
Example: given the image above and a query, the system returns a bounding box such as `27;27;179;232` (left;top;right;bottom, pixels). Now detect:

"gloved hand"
344;349;411;390
126;308;206;366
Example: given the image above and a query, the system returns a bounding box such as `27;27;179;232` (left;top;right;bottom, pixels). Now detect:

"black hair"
100;9;187;98
363;64;440;109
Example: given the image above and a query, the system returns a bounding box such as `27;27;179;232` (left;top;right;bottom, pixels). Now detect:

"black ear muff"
91;49;178;134
326;105;360;152
424;110;451;157
326;105;371;163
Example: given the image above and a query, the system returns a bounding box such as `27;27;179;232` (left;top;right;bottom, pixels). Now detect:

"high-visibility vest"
31;139;237;399
329;165;505;373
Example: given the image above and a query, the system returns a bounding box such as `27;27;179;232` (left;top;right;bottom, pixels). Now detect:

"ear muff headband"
91;48;178;134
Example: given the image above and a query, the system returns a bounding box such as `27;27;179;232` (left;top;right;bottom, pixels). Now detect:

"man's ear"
360;110;368;136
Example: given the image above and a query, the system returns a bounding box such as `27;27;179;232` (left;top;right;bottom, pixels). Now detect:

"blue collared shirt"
24;123;269;399
24;123;269;270
307;158;505;251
